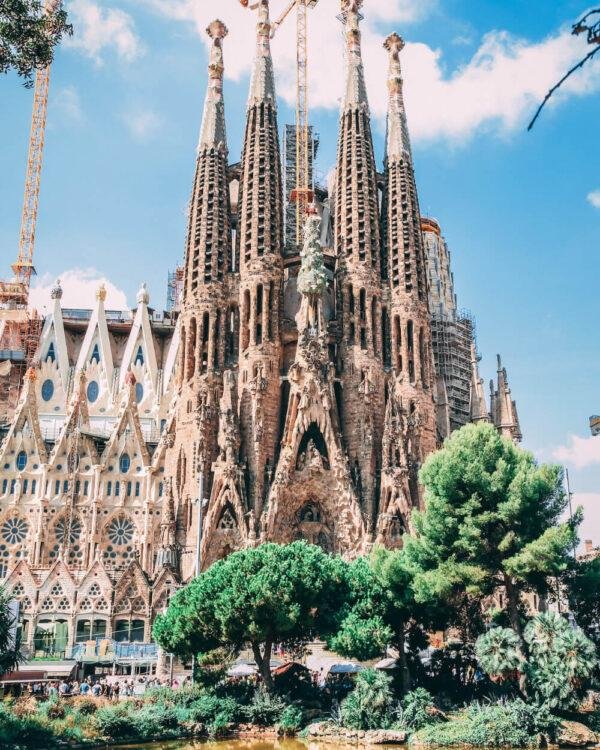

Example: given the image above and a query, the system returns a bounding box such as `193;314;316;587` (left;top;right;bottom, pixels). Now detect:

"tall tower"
334;0;385;534
236;0;284;520
379;33;436;524
167;20;233;578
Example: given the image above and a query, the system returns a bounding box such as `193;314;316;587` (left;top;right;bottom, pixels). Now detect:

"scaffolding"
430;309;475;432
283;123;319;254
166;267;184;312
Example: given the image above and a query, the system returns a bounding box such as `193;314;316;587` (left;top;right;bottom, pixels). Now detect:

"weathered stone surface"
305;722;407;745
557;720;598;747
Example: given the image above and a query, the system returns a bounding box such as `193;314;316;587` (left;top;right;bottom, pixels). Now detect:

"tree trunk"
504;574;529;696
252;639;273;692
398;627;411;695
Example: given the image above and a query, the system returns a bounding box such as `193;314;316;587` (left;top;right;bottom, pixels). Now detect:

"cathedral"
0;0;521;659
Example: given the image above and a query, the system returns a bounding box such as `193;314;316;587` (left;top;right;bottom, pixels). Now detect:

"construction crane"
0;0;57;413
240;0;319;246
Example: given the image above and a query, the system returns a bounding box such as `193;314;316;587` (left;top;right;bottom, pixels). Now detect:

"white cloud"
133;0;600;143
29;268;129;312
65;0;142;64
554;434;600;469
587;190;600;209
53;85;83;123
122;108;163;141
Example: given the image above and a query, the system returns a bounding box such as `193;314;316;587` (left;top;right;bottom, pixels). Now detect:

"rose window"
108;517;134;546
54;517;82;545
1;518;28;545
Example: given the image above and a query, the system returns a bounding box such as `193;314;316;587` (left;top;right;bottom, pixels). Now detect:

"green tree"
404;423;578;646
566;556;600;651
1;0;71;86
153;542;347;691
0;586;22;675
340;668;395;730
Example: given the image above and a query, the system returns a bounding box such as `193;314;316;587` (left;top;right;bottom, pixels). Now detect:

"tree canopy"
1;0;71;86
0;587;21;676
153;541;347;689
566;555;600;651
403;422;578;642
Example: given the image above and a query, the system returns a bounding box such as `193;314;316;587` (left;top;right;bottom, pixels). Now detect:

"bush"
398;688;436;732
134;703;180;738
412;700;559;748
243;686;286;726
187;692;239;725
72;696;98;716
0;705;59;749
38;697;65;720
476;627;522;682
340;668;394;731
277;704;304;735
94;703;139;740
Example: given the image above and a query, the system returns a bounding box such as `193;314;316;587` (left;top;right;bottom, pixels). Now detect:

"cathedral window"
1;517;28;545
31;479;36;495
54;480;60;495
114;619;145;643
22;479;28;494
1;480;7;495
107;517;134;546
88;583;101;597
87;381;99;403
119;454;131;473
115;481;121;497
63;480;68;493
135;382;144;403
16;451;27;471
46;342;56;363
11;583;24;597
134;346;144;366
107;481;112;497
218;507;237;530
135;482;140;497
83;480;88;495
158;482;163;498
90;344;100;364
41;379;54;402
49;583;64;597
9;480;15;495
126;482;132;497
255;284;263;345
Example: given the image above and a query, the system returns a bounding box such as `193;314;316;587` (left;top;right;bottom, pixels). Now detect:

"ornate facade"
0;0;522;655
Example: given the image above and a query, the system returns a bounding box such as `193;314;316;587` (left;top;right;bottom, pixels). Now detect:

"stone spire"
490;355;522;443
334;0;380;270
469;342;489;423
238;0;283;268
382;31;437;472
184;19;232;300
236;0;284;519
247;0;276;108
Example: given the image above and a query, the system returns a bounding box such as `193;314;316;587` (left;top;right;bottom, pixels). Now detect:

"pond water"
113;741;406;750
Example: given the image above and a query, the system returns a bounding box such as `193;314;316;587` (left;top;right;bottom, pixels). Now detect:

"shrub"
134;703;180;738
187;693;239;725
277;704;304;735
243;686;286;726
412;701;559;748
0;705;59;749
38;697;66;720
399;688;436;732
476;627;522;682
72;696;98;716
340;668;394;731
94;703;139;740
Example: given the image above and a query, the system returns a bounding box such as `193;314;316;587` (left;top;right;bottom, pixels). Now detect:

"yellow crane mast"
0;0;57;412
241;0;318;246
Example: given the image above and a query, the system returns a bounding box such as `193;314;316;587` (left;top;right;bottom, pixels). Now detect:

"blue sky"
1;0;599;542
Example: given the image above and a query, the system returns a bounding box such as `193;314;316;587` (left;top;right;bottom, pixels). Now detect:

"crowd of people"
11;674;192;700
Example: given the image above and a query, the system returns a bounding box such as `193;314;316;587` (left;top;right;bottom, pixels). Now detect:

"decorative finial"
207;18;228;41
125;370;136;387
25;367;37;383
96;283;107;302
137;282;150;306
51;279;63;300
384;32;405;55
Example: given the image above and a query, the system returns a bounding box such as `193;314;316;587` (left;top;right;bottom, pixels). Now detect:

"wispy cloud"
53;85;83;123
65;0;143;64
587;190;600;209
133;0;600;144
30;268;129;312
553;434;600;469
122;108;163;142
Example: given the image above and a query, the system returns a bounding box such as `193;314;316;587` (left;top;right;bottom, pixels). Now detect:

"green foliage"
475;627;522;680
243;685;286;726
94;703;139;740
413;700;559;747
405;423;576;639
329;611;392;661
0;586;22;675
154;542;347;688
340;668;395;730
399;688;436;732
0;0;72;86
185;693;239;725
0;704;58;749
566;557;600;650
277;704;304;735
524;612;597;710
